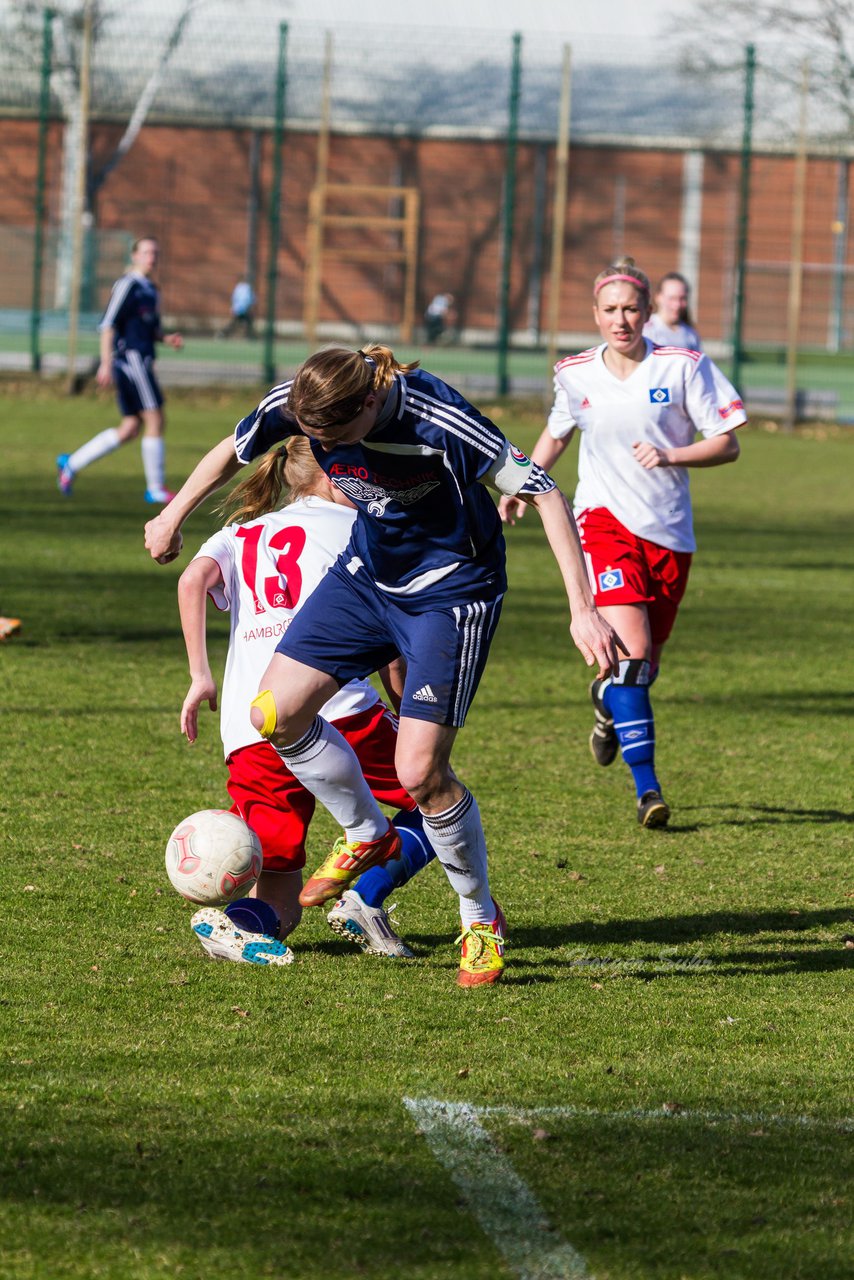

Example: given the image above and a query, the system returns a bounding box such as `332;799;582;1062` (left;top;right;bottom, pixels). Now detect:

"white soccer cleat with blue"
190;907;294;966
326;890;414;958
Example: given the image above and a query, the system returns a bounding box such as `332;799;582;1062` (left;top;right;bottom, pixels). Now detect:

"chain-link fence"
1;2;852;418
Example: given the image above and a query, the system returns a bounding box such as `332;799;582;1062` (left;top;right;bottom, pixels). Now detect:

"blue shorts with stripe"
276;560;505;728
114;352;163;416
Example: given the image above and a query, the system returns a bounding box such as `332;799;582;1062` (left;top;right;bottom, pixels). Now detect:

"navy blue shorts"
276;561;504;727
114;353;163;416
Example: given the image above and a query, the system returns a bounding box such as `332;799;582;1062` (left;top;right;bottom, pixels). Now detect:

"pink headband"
594;273;649;296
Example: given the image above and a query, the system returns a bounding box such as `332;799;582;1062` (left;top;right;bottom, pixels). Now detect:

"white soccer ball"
165;809;263;906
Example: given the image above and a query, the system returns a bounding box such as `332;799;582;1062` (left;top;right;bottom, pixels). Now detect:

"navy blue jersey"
99;272;161;359
234;368;555;605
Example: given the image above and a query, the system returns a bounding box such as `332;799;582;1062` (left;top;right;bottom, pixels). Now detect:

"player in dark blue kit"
145;344;623;985
57;237;183;504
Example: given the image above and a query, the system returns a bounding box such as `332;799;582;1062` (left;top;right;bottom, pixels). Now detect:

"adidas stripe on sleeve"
99;274;136;330
234;381;299;464
404;378;555;499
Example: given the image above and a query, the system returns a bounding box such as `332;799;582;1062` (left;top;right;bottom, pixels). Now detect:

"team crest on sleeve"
650;387;671;404
598;567;624;591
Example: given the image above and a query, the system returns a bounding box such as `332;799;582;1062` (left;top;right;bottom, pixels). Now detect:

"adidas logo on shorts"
412;684;438;703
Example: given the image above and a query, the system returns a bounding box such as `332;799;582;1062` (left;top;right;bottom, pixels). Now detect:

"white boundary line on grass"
480;1103;854;1131
403;1097;591;1280
404;1097;854;1280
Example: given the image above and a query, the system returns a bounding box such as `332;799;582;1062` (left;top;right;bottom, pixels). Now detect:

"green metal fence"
0;3;852;419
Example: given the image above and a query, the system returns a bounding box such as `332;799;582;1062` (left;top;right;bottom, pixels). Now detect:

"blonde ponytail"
218;437;325;524
359;343;419;388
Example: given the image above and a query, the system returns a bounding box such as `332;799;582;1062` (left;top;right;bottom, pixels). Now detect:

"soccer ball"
165;809;263;906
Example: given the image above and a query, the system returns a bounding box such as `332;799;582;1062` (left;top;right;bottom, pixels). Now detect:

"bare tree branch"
670;0;854;136
89;0;205;194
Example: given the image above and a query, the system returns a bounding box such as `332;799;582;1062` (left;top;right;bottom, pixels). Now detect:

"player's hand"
95;361;113;389
145;512;184;564
165;332;184;351
569;608;626;679
181;676;218;743
498;494;527;525
632;440;670;470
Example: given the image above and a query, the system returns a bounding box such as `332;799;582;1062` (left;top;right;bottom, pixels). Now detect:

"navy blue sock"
224;896;281;938
603;659;661;799
356;808;435;908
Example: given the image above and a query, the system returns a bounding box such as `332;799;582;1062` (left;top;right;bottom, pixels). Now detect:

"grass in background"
0;379;851;1279
5;332;854;418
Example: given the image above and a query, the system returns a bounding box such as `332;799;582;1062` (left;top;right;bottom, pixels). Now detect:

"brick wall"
1;116;851;348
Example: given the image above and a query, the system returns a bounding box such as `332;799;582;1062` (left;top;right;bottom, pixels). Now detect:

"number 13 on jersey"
236;523;307;616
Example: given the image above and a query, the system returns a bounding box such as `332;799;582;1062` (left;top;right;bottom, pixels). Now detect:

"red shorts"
225;702;414;873
576;507;692;647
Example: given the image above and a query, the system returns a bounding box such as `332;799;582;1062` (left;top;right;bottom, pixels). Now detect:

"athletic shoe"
300;822;401;908
589;678;618;766
56;454;74;496
144;488;176;505
190;907;294;966
0;617;21;641
326;890;414;958
456;901;507;988
637;790;670;829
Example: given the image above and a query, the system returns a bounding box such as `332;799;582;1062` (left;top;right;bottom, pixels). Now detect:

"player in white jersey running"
56;237;183;505
643;271;702;351
177;437;435;965
500;257;745;828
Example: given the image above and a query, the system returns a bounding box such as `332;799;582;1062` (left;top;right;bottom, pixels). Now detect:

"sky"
280;0;676;42
0;0;682;56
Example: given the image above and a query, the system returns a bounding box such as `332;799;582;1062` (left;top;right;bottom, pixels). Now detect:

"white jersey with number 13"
193;496;379;759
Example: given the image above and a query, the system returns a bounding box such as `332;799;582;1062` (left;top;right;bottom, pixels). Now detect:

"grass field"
1;380;852;1279
5;327;854;419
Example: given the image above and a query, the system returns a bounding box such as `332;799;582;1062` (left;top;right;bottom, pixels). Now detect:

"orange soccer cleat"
299;821;401;908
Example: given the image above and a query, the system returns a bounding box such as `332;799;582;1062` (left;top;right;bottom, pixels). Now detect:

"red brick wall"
1;115;850;347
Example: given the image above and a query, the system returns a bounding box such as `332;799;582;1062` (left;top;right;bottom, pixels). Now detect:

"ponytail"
359;343;419;388
218;437;324;524
218;449;287;524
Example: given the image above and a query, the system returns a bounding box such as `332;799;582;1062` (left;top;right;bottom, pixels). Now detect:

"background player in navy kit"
145;344;623;986
56;237;183;505
500;258;744;828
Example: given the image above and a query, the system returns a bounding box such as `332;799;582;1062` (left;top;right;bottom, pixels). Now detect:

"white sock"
67;427;120;474
141;436;166;493
274;716;388;843
420;789;494;926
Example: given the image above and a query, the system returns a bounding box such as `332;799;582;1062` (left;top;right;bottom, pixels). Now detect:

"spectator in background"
644;272;702;350
56;236;183;506
220;280;256;340
424;292;456;344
